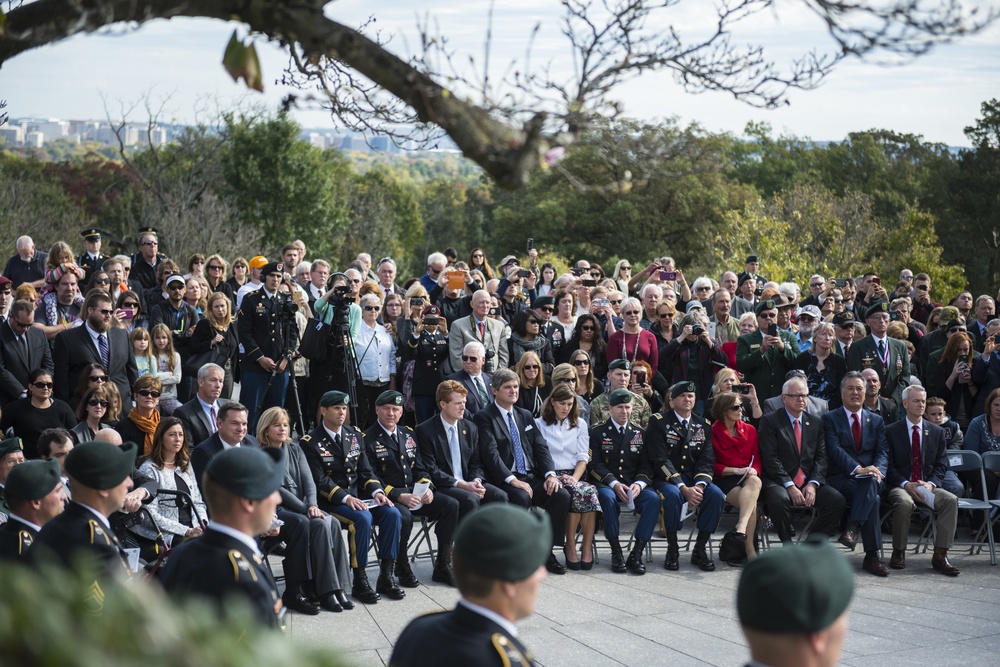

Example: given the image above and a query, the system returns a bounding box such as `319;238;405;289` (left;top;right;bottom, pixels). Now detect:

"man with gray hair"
445;341;493;415
356;253;377;283
3;236;47;289
419;252;449;293
175;363;228;444
448;290;509;372
639;283;663;331
130;228;167;290
377;257;404;296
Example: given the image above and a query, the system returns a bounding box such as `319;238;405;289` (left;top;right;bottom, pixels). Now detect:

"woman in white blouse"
535;383;600;570
354;292;397;428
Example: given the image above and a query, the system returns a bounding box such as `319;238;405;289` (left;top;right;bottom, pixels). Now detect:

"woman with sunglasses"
514;351;550;418
1;370;75;457
710;391;762;563
611;260;632;297
606;297;659;374
69;362;110;411
354;293;396;429
561;313;607;381
508;308;555;373
467;248;495;281
69;385;115;444
87;271;113;294
400;305;450;424
116;375;163;456
567;348;604;402
551;363;590;424
113;290;146;334
225;257;249;294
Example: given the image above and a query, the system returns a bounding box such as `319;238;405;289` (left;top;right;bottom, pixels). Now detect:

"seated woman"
69;384;115;444
69;362;110;412
569;348;605;402
606;297;659;372
514;351;550;417
710;391;762;563
705;368;762;425
534;384;599;570
116;375;162;455
508;308;555;373
131;417;207;559
0;369;75;458
794;322;847;408
257;407;354;612
561;313;608;380
551;363;590;424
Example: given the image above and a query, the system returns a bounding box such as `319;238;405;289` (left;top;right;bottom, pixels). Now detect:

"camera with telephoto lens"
692;325;704;337
484;348;496;373
275;292;298;320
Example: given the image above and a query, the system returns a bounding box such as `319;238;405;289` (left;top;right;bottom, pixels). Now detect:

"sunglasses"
523;365;540;370
89;375;108;383
758;313;777;319
539;307;554;313
696;286;712;291
472;254;483;258
364;305;380;312
834;299;844;304
461;355;481;362
658;313;673;319
136;389;161;398
94;277;111;284
96;308;113;315
88;399;110;408
559;378;576;384
527;320;540;325
730;404;744;411
621;265;631;270
11;319;32;330
32;381;54;389
141;240;158;246
122;302;139;308
168;284;185;291
573;359;591;366
623;311;641;316
348;278;362;284
580;325;596;331
207;265;224;271
949;327;967;333
810;283;823;288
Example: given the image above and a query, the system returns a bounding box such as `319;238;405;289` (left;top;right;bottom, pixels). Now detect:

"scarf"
509;331;548;364
128;407;160;455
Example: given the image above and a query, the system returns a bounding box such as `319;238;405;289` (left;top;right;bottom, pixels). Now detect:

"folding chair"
758;505;816;550
406;517;437;563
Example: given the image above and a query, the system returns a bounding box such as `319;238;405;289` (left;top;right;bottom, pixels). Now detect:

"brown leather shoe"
931;548;960;577
838;529;857;551
888;549;906;569
862;552;889;577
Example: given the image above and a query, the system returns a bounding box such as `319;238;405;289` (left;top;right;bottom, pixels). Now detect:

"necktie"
448;425;464;482
507;412;527;475
335;433;342;451
17;335;27;358
877;338;887;362
474;376;488;405
681;419;688;434
97;333;110;369
792;418;805;487
478;320;486;341
209;405;218;432
851;413;862;453
910;425;922;483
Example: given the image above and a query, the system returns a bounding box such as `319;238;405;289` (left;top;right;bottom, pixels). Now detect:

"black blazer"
885;418;948;489
757;408;828;487
473;402;554;484
445;370;493;415
415;416;486;488
190;433;261;494
0;322;53;406
53;325;138;407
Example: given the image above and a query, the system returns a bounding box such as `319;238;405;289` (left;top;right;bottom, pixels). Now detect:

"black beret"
454;504;552;582
738;536;854;634
319;391;350;407
754;300;777;316
376;390;403;406
65;441;137;491
745;255;760;263
608;359;631;372
832;311;855;326
865;301;889;318
608;388;633;407
206;447;285;500
4;459;61;502
670;381;697;398
261;261;284;277
0;437;23;458
531;295;555;309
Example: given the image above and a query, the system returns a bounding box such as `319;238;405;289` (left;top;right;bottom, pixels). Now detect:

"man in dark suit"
52;290;138;407
445;341;493;416
175;363;227;446
415;380;507;516
736;299;800;401
848;301;911;406
757;377;846;543
860;367;900;423
821;371;889;577
474;369;570;575
884;385;960;576
0;300;53;407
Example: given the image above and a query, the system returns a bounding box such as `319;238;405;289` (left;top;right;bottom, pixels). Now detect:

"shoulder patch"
300;435;312;443
492;632;531;667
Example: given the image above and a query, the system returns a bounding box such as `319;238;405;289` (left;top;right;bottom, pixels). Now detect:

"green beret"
454;504;552;582
671;381;696;398
608;388;633;407
531;295;555;309
865;301;889;318
608;359;631;372
832;311;854;327
65;441;137;491
0;437;23;458
320;391;350;407
737;273;754;288
206;447;285;500
745;255;760;263
376;390;403;407
754;299;777;316
4;459;61;502
738;537;854;634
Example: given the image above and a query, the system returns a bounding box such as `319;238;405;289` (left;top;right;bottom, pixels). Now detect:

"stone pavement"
279;537;1000;666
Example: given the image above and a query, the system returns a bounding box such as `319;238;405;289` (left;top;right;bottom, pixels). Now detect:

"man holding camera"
448;290;509;373
238;261;297;434
910;273;941;326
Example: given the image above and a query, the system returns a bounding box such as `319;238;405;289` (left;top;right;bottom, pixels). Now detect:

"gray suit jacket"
448;315;509;372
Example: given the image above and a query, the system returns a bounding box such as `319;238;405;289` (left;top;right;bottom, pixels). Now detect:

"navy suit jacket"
885;418;948;489
445;370;493;416
473;402;553;484
414;416;485;488
821;408;888;487
190;433;261;495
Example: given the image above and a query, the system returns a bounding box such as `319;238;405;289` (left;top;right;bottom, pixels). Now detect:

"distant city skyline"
3;2;999;148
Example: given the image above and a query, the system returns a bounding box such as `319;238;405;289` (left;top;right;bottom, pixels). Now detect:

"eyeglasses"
797;316;816;322
622;310;641;316
580;325;596;331
784;393;809;399
32;381;53;389
89;375;108;383
364;305;380;312
88;399;109;408
523;365;540;370
461;355;481;362
11;319;32;330
136;389;161;398
573;359;591;366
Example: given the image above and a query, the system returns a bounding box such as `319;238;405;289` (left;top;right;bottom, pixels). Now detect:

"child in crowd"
924;397;965;497
150;323;182;415
130;328;156;377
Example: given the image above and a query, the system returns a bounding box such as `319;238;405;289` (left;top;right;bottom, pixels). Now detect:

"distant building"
0;126;24;145
24;131;44;148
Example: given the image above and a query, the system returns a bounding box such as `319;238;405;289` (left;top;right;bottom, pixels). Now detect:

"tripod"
255;314;305;435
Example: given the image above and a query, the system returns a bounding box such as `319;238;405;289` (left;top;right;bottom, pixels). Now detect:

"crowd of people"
1;228;999;632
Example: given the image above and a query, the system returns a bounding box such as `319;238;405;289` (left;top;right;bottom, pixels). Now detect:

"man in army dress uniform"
364;390;460;587
645;381;725;572
76;228;105;285
390;504;551;667
300;390;405;604
161;446;288;629
589;359;652;430
588;389;660;574
238;260;298;433
0;458;65;562
736;299;801;401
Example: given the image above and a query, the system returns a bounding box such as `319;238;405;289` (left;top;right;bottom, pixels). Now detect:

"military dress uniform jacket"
847;335;911;406
644;411;715;485
0;515;37;562
400;330;450;397
300;425;384;507
587;420;653;488
160;527;284;629
736;329;800;400
238;288;299;375
363;423;433;501
76;252;104;284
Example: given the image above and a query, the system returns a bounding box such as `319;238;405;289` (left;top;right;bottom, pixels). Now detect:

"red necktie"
792;419;805;487
851;413;862;453
910;425;922;483
478;321;486;341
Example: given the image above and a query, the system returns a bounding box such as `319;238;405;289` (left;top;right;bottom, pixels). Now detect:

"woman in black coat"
187;292;240;398
399;305;451;425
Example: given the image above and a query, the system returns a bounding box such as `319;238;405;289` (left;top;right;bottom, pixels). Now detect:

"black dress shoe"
862;553;889;577
283;592;321;615
334;590;354;610
664;547;679;571
319;593;343;612
691;546;716;572
931;549;960;577
889;549;906;569
546;553;567;575
610;549;627;573
838;529;858;551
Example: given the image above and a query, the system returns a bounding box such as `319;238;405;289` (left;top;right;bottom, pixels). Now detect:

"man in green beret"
736;300;800;402
737;537;854;667
847;301;911;407
161;447;289;629
0;459;65;562
389;504;551;666
589;359;652;430
0;437;26;521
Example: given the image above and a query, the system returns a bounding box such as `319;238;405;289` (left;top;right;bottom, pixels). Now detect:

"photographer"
401;305;450;423
429;266;480;325
308;272;362;421
659;310;727;416
495;266;535;325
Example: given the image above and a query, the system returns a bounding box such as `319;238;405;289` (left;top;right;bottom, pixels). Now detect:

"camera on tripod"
275;292;298;319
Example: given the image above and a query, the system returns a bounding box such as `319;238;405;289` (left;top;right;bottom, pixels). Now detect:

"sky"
2;0;999;147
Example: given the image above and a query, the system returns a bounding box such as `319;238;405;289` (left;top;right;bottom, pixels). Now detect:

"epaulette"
17;530;32;556
228;549;260;583
492;633;531;666
652;412;663;420
300;434;312;443
88;520;112;546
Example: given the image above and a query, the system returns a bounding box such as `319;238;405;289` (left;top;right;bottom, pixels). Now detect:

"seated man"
821;372;889;577
588;389;659;574
300;390;405;603
474;369;571;575
363;390;460;587
884;385;960;576
161;447;287;629
758;377;846;543
645;381;725;572
0;459;65;562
